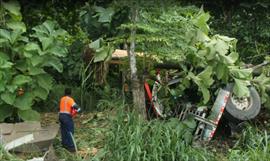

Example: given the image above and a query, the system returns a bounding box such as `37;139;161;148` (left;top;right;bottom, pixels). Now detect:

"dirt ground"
40;110;112;160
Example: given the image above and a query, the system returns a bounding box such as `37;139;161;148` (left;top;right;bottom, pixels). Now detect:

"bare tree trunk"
128;7;147;119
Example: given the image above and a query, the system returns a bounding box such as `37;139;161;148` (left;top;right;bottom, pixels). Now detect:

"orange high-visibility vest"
59;96;75;114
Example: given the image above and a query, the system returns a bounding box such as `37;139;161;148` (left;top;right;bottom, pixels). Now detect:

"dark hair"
65;88;72;95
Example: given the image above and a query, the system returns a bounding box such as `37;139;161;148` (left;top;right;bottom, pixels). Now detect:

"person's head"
64;88;72;96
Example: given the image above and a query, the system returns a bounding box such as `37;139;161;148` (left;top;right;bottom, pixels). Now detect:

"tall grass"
102;108;216;161
228;125;270;161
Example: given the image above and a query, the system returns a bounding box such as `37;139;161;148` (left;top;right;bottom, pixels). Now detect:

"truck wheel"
224;84;261;122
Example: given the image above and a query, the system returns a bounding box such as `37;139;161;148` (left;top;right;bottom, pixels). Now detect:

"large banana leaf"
18;109;40;121
35;74;53;92
13;92;33;110
2;0;22;20
12;75;32;85
1;92;16;105
0;105;13;122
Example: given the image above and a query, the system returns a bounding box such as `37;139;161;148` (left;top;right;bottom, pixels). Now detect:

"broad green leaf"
189;69;212;104
200;86;210;104
216;63;225;80
197;66;214;86
0;105;13;122
6;85;17;93
18;109;40;121
183;131;193;144
0;81;5;92
197;49;208;57
1;92;16;105
233;79;250;97
32;25;48;37
0;29;11;41
94;6;115;23
253;73;270;104
192;11;210;34
15;59;28;72
14;92;33;110
53;28;69;38
23;43;41;58
12;75;31;85
30;55;44;66
220;52;239;64
2;1;22;20
204;43;216;60
46;45;67;57
6;21;26;32
22;51;33;58
183;116;196;129
0;51;10;61
28;67;45;75
0;38;8;44
230;67;252;79
105;46;114;62
215;38;229;55
43;20;55;35
33;87;49;100
89;39;101;49
218;35;236;42
24;42;41;52
35;74;53;91
9;30;23;44
42;57;63;72
195;30;210;42
40;37;53;50
32;20;55;36
94;46;110;63
0;59;13;69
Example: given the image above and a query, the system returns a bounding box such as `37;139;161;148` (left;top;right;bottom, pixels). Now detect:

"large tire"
224;84;261;122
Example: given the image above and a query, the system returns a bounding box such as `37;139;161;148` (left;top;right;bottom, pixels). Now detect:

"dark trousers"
59;113;74;149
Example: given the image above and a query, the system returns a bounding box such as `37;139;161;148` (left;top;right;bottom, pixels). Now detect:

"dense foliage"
114;6;270;108
0;1;269;161
0;1;69;121
208;1;270;64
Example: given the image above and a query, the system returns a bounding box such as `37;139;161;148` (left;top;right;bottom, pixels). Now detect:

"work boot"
62;144;76;153
67;147;76;153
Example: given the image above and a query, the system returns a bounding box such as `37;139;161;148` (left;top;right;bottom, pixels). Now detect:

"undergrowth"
94;107;270;161
1;109;269;161
228;125;270;161
0;146;23;161
101;108;217;161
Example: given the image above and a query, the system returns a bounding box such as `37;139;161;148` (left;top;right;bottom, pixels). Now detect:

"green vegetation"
0;145;23;161
0;0;269;161
0;1;69;121
103;108;214;161
228;126;270;161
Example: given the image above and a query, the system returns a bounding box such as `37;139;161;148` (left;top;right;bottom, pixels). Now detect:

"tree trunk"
128;7;147;119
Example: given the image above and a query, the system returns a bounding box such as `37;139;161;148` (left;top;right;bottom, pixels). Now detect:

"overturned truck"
144;62;269;141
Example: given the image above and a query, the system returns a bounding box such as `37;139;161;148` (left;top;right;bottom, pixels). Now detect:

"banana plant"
0;1;69;121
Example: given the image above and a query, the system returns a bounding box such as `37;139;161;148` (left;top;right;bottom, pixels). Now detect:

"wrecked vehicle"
144;61;269;141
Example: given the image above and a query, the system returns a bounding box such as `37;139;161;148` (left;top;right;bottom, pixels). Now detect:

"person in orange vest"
59;88;81;152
